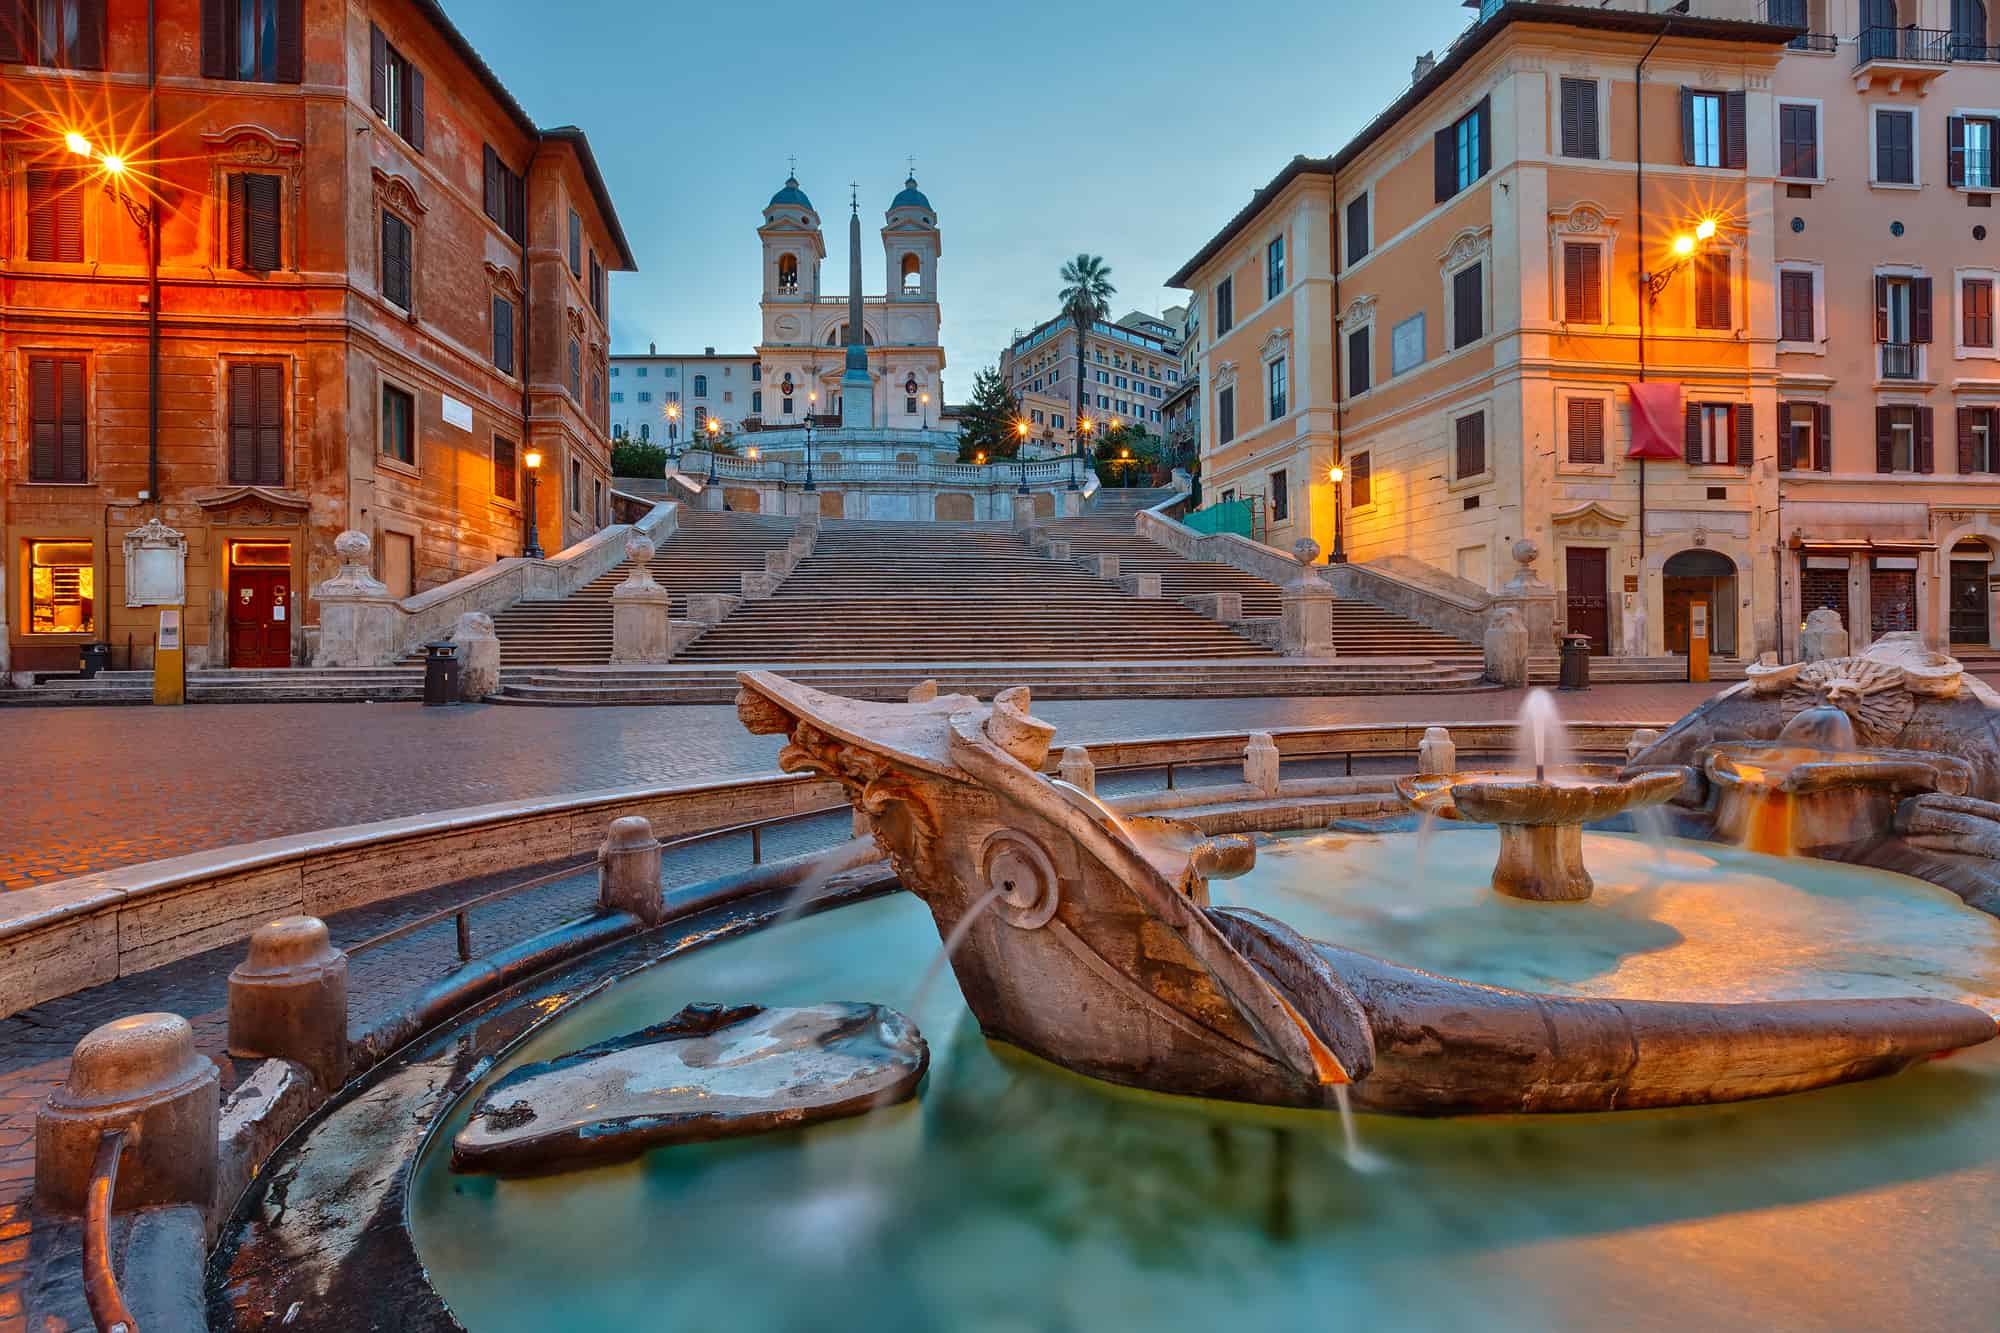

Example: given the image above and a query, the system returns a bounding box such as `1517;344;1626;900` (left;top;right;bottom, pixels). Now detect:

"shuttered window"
1680;90;1745;169
1875;109;1915;184
1567;398;1606;465
1452;263;1483;349
1685;402;1752;467
8;0;105;69
1347;326;1371;396
1558;78;1599;159
1348;451;1372;507
1434;97;1492;203
1216;386;1235;445
1948;115;1997;190
381;210;413;309
568;210;582;276
1781;402;1831;473
28;357;88;483
568;339;582;400
1779;103;1818;179
493;436;518;502
1694;251;1731;331
26;168;84;263
589;251;604;316
381;383;415;465
1876;404;1932;474
1562;243;1601;323
200;0;302;83
1780;270;1816;342
1214;277;1234;335
228;172;283;271
1964;277;1995;348
481;146;526;242
368;24;424;151
1455;412;1486;480
1344;194;1369;267
227;363;285;484
492;295;516;373
1961;408;1999;475
1268;469;1288;522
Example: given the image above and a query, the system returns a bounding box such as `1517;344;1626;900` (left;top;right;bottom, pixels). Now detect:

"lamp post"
804;390;818;491
1015;420;1032;494
523;449;545;558
920;391;930;432
1327;464;1347;564
1073;417;1092;491
704;416;722;485
663;401;681;465
68;132;158;501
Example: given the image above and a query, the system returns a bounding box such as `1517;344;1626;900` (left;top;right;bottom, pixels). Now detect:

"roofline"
1004;310;1183;358
610;351;757;360
404;1;636;271
1165;1;1800;288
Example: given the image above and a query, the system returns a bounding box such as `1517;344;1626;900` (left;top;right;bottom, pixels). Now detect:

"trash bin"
77;643;113;678
422;642;461;707
1557;634;1592;692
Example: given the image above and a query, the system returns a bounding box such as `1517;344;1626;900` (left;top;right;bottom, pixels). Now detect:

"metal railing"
84;1129;137;1333
1856;26;1952;66
1881;342;1919;380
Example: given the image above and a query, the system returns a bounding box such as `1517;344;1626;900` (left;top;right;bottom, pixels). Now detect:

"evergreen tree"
957;366;1022;461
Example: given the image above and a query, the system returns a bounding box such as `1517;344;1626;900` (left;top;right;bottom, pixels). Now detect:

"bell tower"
882;174;940;305
759;174;824;310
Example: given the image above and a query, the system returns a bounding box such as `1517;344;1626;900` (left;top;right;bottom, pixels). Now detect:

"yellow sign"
153;606;186;706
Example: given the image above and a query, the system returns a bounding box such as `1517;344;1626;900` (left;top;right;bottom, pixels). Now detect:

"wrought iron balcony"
1856;26;1952;68
1881;342;1919;380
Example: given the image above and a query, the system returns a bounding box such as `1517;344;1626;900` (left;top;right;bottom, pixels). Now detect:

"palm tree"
1058;254;1116;488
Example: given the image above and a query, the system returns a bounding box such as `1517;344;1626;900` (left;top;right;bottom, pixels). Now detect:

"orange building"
1;0;632;674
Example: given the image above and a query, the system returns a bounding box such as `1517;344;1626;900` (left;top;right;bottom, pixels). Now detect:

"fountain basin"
1705;744;1973;856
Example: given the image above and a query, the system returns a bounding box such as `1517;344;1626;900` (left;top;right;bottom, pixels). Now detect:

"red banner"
1627;381;1683;460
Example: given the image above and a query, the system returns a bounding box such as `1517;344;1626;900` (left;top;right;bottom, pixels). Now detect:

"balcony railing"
681;448;1078;488
1881;342;1919;380
1949;36;2000;61
1856;26;1952;67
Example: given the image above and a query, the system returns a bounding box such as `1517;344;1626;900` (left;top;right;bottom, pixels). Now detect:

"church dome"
890;176;931;211
768;175;814;211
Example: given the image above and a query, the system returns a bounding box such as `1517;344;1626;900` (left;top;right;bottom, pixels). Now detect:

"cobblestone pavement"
0;682;1771;891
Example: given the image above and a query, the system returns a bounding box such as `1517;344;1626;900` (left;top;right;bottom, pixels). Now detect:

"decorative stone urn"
312;530;403;667
610;533;674;665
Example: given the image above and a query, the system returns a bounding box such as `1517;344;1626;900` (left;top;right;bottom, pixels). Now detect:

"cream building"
609;347;759;445
999;310;1187;454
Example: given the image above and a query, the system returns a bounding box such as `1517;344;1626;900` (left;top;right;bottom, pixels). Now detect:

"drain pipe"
518;151;534;549
144;0;160;504
1634;17;1671;564
1328;178;1346;565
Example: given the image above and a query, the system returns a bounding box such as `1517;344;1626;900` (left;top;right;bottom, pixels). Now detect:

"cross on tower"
906;154;917;178
787;154;797;177
850;181;858;212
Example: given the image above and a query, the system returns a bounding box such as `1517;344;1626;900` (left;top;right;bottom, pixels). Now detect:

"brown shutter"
58;359;86;482
1816;403;1832;472
1778;401;1794;471
200;0;227;77
1562;244;1582;320
28;359;57;481
1579;245;1600;321
1734;402;1754;468
1475;95;1492;179
369;25;386;115
1685;401;1702;462
1680;88;1697;165
1434;123;1455;203
245;174;281;271
228;364;256;481
73;0;105;69
1948;116;1967;189
408;65;425;152
0;1;23;62
254;363;284;483
276;0;303;82
227;173;246;268
1962;408;1981;475
1918;407;1935;474
27;169;55;260
1912;277;1933;344
54;171;82;262
1876;405;1895;473
1723;90;1747;169
483;145;500;222
1874;275;1890;342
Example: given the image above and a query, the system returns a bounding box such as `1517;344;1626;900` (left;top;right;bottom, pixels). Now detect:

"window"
1391;313;1426;375
782;396;794;416
368;25;424;150
1781;270;1816;342
1214;278;1234;335
1435;97;1491;202
1347;326;1371;395
595;479;605;527
26;539;95;635
568;340;581;399
1962;407;1999;474
1348;451;1372;507
589;252;604;317
1782;402;1830;473
1345;194;1369;266
1268;469;1288;522
694;374;708;397
751;364;762;382
1217;386;1235;445
381;383;414;465
227;363;284;484
1455;411;1486;480
493;435;517;502
380;210;413;309
1966;277;1996;348
568;210;582;275
1681;90;1745;169
1559;78;1599;159
1267;356;1287;419
27;356;87;482
492;295;515;373
1685;401;1750;467
482;146;526;242
1950;115;1998;189
1779;103;1819;179
1876;274;1932;376
1566;398;1606;465
752;391;763;414
25;168;84;263
1562;243;1602;324
905;395;917;414
1266;235;1285;301
1876;404;1933;473
203;0;302;83
1452;263;1484;348
1694;251;1731;331
571;458;582;512
13;0;104;69
1875;108;1916;184
226;172;283;272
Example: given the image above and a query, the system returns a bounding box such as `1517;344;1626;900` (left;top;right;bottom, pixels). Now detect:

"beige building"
1000;310;1186;454
609;348;759;445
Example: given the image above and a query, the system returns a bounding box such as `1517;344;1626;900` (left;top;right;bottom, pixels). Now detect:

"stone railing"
314;500;679;666
680;449;1079;489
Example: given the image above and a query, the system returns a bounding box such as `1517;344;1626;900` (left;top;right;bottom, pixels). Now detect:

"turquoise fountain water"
408;828;2000;1333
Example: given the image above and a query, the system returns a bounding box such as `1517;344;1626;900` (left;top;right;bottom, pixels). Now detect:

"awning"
1626;382;1683;460
1784;499;1934;549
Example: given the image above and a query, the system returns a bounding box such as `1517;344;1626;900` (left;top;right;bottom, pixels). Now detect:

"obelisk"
840;186;873;428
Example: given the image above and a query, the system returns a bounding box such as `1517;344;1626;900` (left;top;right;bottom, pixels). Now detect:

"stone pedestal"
1798;607;1849;663
36;1013;219;1213
1484;605;1531;687
1417;727;1457;777
1491;539;1559;656
454;612;501;700
685;593;741;626
611;535;675;664
228;917;348;1092
697;484;724;512
1492;823;1592;902
1120;573;1162;599
1245;732;1281;796
741;571;779;600
1044;539;1071;562
1086;553;1120;580
599;816;666;925
313;531;404;667
1060;490;1086;518
1059;745;1096;794
1280;590;1334;657
1011;493;1039;531
1183;591;1244;623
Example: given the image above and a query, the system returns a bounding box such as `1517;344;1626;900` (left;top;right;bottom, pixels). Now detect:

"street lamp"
1015;420;1032;494
804;390;818;491
1072;417;1092;491
1327;464;1347;564
920;391;930;432
663;401;681;462
523;449;545;557
704;416;722;484
68;129;159;499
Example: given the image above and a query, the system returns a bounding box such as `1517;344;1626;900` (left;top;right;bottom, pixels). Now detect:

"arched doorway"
1950;538;1994;645
1663;549;1738;655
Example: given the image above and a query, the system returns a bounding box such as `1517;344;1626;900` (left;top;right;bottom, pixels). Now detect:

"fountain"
1394;689;1682;901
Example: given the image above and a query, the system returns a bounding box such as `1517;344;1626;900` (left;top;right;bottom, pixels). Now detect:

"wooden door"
381;532;415;599
228;568;292;667
1565;547;1610;656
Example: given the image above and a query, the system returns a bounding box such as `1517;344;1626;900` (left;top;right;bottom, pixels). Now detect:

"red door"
228;568;292;667
1565;547;1610;656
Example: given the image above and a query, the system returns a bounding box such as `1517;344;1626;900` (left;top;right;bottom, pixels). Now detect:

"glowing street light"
1694;217;1718;241
1327;463;1347;564
1671;233;1696;257
64;131;93;157
1015;420;1032;494
522;449;544;557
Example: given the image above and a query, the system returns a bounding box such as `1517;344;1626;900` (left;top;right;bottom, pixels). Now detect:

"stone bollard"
1088;553;1120;580
1245;732;1281;796
611;534;675;664
1483;605;1530;687
312;530;402;667
1417;726;1457;778
908;678;939;702
1120;573;1162;599
1059;745;1096;795
599;816;666;925
454;611;501;701
1626;728;1661;764
228;917;348;1093
684;592;741;626
1045;539;1071;562
1280;539;1335;657
1011;493;1039;531
741;570;779;600
36;1013;220;1214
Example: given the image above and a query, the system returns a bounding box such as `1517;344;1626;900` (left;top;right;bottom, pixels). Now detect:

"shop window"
27;540;95;635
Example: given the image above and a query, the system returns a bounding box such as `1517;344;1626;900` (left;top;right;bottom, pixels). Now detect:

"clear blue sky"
449;0;1477;394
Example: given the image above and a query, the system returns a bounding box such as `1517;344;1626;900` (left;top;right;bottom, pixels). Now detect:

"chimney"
1413;50;1436;82
648;341;656;355
705;346;715;356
